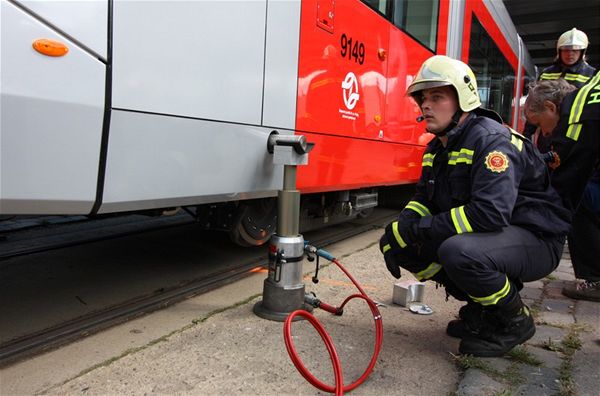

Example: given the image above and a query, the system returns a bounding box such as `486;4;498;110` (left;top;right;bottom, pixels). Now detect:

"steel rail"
0;210;395;366
0;214;195;260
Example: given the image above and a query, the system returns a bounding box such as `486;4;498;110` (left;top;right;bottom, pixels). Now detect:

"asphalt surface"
1;229;598;395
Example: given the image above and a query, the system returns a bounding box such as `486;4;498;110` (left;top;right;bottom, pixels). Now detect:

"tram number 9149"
340;33;365;65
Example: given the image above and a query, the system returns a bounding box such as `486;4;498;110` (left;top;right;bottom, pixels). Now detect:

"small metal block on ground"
393;281;425;307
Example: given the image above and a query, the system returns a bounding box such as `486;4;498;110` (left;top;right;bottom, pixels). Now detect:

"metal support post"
253;132;314;321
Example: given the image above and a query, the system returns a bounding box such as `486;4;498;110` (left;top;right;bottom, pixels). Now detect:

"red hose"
283;258;383;395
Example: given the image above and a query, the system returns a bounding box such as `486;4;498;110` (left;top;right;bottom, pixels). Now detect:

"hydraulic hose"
283;255;383;396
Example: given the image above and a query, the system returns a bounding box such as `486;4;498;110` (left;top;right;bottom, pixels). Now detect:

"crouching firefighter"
380;55;571;357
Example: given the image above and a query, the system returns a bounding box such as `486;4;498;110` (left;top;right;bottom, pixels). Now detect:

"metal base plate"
253;300;313;322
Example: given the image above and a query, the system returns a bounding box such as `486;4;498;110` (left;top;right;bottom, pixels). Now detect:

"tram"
1;0;536;245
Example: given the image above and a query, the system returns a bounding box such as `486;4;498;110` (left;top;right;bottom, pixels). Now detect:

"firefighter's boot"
562;280;600;302
446;301;485;338
458;294;535;357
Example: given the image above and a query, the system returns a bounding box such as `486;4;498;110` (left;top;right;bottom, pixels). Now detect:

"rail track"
0;209;396;366
0;213;195;260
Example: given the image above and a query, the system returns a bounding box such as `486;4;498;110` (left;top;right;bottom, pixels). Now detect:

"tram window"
392;0;439;51
468;16;514;123
360;1;438;51
362;0;390;16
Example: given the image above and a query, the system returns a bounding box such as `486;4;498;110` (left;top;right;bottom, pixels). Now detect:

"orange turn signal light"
32;39;69;57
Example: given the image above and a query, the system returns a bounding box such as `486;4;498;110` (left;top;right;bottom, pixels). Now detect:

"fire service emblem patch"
485;151;509;173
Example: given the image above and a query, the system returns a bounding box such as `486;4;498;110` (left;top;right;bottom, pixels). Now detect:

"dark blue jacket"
406;113;571;244
539;60;596;88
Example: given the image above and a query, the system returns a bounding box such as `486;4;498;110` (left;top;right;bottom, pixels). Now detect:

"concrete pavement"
1;228;598;395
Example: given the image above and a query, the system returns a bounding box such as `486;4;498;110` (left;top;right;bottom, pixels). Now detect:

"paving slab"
527;346;563;370
514;366;561;395
455;369;505;396
574;300;600;332
520;286;543;301
572;330;600;396
528;324;567;346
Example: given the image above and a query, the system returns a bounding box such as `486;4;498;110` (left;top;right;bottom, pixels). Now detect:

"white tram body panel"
16;0;108;59
0;0;106;214
0;0;302;215
111;1;269;124
102;111;282;213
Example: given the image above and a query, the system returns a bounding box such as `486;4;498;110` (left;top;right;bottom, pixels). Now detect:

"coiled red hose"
283;258;383;396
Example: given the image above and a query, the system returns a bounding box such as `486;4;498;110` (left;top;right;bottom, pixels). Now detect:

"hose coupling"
304;292;321;308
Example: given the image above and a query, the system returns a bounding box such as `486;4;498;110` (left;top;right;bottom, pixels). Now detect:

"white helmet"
557;28;589;51
406;55;481;112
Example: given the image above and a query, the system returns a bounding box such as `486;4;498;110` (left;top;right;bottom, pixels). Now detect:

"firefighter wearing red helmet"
379;55;571;357
539;28;596;88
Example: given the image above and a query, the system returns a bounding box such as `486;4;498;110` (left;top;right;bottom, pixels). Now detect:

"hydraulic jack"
253;132;315;321
254;134;383;396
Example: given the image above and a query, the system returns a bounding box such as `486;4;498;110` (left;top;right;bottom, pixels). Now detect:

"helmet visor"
559;45;586;51
406;80;452;96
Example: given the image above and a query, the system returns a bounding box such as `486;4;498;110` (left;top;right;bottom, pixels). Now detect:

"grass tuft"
449;353;525;387
556;325;583;395
506;346;542;366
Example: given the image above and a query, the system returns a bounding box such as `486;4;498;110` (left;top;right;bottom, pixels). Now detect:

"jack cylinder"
254;132;314;321
253;235;311;321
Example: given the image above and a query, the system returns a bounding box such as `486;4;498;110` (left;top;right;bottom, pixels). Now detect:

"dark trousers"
399;226;565;304
568;189;600;281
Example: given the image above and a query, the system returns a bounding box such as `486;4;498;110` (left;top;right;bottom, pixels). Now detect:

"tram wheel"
228;198;277;247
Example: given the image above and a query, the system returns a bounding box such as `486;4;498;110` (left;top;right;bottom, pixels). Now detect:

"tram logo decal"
340;72;360;120
342;72;359;109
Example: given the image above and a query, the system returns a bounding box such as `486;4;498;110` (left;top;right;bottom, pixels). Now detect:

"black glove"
384;217;420;251
541;150;556;163
543;151;560;170
379;234;402;279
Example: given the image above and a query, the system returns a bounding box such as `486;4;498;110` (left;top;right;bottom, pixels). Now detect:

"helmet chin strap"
426;110;463;137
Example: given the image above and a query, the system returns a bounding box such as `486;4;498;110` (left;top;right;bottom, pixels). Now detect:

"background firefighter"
380;55;571;357
525;73;600;301
539;28;596;89
525;28;596;154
